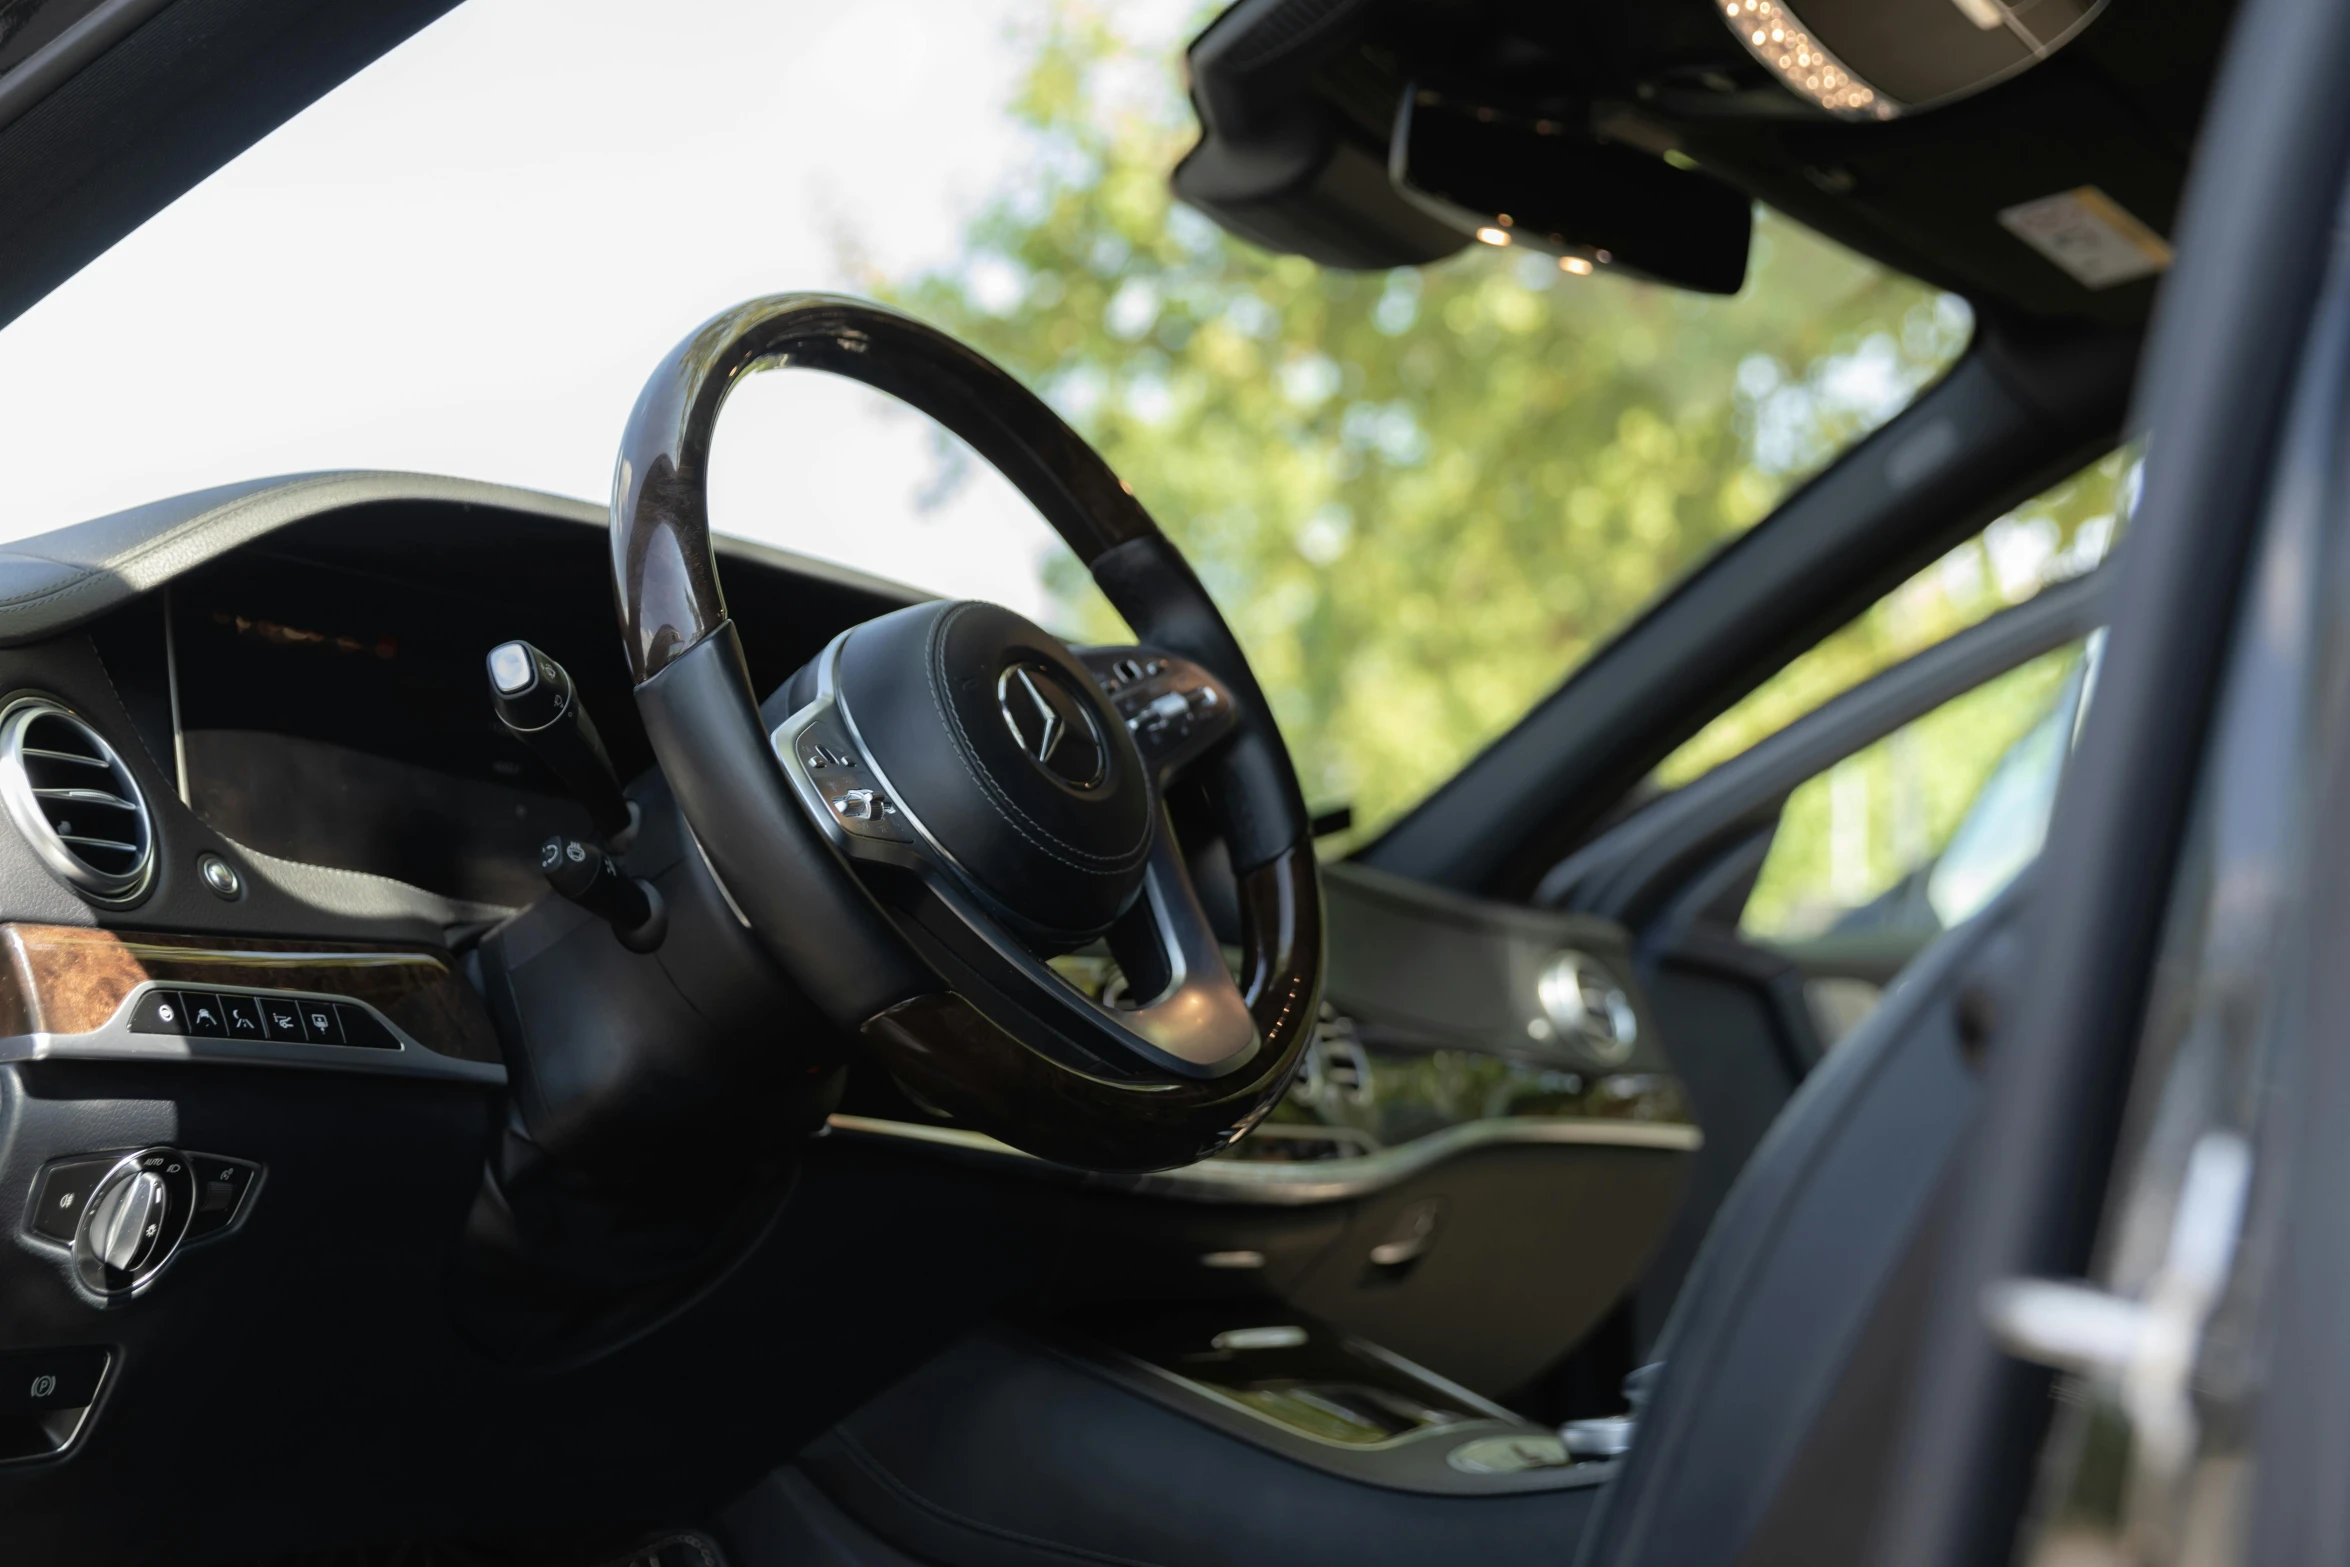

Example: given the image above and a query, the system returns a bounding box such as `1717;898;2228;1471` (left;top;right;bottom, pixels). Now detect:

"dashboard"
0;473;1695;1560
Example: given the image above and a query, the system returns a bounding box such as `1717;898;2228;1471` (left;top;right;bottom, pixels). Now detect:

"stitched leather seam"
923;603;1149;878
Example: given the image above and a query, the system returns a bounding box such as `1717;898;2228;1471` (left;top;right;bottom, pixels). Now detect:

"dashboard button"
27;1157;118;1243
184;1155;258;1240
180;992;229;1038
259;997;307;1041
297;1000;344;1045
0;1347;107;1414
218;995;265;1041
0;1346;108;1462
335;1005;400;1050
128;990;186;1035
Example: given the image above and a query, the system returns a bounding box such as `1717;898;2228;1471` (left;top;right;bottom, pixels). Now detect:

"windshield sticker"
1998;186;2173;290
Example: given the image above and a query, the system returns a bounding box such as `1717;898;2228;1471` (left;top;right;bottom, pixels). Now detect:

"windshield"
0;0;1968;845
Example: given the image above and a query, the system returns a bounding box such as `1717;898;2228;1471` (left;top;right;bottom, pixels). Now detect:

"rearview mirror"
1389;91;1752;295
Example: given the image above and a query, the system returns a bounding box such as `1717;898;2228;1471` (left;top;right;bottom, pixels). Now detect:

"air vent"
0;698;155;904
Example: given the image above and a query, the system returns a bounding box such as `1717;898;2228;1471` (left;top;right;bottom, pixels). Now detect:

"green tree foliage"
884;4;1971;843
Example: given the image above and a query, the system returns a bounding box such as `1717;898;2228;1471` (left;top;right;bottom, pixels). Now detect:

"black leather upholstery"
836;600;1152;937
758;1328;1601;1567
728;889;2018;1567
1570;890;2021;1566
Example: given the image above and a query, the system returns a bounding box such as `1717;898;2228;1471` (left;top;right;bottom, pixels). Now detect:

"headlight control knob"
71;1148;196;1297
88;1169;165;1272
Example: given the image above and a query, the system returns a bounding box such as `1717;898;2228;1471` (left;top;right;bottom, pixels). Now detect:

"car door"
1537;569;2106;1338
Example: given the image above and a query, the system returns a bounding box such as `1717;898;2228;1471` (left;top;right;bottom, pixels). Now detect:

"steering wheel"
609;295;1323;1172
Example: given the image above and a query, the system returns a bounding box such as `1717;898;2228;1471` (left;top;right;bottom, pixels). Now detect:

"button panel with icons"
783;715;914;848
23;1146;261;1298
1077;646;1241;779
128;986;399;1049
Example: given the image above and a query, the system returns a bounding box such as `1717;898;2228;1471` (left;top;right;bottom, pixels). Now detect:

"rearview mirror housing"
1389;91;1753;295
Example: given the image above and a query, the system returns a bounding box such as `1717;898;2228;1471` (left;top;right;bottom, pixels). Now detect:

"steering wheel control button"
835;788;889;821
1080;646;1240;780
27;1157;119;1243
219;994;265;1040
128;989;187;1035
783;715;912;849
196;851;243;900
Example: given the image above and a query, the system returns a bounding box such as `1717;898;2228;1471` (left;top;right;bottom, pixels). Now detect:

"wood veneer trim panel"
0;923;501;1062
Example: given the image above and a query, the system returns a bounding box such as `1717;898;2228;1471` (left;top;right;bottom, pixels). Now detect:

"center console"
755;1307;1608;1567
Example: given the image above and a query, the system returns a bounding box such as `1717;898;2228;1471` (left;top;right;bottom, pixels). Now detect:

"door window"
1741;638;2097;1043
1659;447;2132;788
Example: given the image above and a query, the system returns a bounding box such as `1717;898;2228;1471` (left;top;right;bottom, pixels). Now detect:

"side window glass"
1657;447;2133;788
1739;637;2098;1042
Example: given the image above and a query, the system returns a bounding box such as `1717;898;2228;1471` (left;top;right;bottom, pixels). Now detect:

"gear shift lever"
486;640;634;844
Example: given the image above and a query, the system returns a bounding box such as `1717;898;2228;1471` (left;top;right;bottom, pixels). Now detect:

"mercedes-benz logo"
997;662;1106;789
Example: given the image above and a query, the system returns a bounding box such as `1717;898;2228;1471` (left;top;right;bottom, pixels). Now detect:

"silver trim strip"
823;1111;1700;1205
0;981;505;1085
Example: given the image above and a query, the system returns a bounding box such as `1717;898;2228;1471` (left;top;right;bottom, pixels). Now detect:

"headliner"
1179;0;2236;328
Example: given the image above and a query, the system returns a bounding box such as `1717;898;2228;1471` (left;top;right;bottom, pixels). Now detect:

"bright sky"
0;0;1195;621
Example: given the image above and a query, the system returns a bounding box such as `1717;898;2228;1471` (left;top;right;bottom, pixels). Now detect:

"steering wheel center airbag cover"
836;600;1151;936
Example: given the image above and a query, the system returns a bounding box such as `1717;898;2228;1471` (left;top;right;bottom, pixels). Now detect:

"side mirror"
1389;90;1752;295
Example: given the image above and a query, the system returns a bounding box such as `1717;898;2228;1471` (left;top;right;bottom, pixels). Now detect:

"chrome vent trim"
0;697;155;904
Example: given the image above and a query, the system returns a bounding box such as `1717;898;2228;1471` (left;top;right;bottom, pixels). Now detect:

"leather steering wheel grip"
611;294;1323;1171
